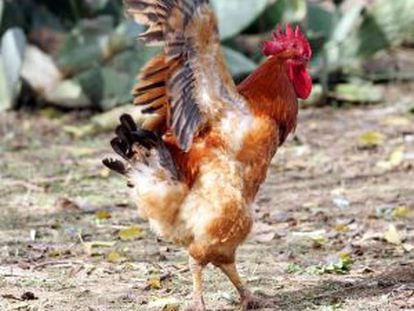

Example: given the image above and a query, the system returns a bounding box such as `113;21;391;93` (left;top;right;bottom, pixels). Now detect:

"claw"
240;291;269;310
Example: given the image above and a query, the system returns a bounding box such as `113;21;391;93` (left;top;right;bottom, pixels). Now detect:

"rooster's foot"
240;290;268;310
184;300;206;311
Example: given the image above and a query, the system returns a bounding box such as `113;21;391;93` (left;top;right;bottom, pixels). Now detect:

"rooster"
103;0;312;310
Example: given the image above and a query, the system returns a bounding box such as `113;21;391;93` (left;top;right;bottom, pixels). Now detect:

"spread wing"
126;0;244;151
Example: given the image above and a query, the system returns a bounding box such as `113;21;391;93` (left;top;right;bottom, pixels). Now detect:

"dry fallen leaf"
292;230;327;246
254;232;276;243
377;147;405;170
96;210;112;220
56;197;81;211
384;224;402;245
252;222;277;243
107;251;124;263
85;241;116;248
100;168;110;178
402;243;414;253
118;225;145;241
302;202;319;209
358;131;384;148
147;298;180;310
393;206;411;219
147;276;162;290
334;224;350;232
360;231;382;242
382;116;411;127
82;240;116;255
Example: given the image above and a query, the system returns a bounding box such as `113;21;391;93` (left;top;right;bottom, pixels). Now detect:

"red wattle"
287;63;312;100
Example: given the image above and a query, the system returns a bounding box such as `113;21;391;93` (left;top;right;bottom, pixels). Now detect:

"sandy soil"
0;83;413;311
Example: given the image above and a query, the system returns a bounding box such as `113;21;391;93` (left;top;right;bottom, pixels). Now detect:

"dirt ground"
1;83;414;311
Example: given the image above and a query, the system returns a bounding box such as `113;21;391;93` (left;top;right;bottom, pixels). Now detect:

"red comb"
272;23;306;40
263;23;311;59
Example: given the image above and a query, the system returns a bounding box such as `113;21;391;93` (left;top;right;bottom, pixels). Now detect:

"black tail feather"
132;129;159;149
120;114;138;132
115;125;128;143
110;137;132;160
103;158;127;175
104;114;181;180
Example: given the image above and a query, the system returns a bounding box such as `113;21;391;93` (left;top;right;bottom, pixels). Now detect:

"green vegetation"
0;0;413;112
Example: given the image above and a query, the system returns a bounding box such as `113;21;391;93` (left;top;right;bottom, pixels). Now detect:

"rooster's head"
262;23;313;99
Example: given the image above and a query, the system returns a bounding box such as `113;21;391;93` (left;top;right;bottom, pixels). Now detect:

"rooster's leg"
219;262;260;310
186;256;206;311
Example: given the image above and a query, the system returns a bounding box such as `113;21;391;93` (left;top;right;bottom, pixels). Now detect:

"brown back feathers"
125;0;240;152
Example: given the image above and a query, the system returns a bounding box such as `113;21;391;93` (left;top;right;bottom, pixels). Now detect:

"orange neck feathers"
237;56;299;144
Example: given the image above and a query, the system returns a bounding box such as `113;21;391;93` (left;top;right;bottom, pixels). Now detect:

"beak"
297;55;310;62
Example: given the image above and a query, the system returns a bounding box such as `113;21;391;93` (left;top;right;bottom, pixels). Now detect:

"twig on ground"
31;260;84;271
1;180;45;193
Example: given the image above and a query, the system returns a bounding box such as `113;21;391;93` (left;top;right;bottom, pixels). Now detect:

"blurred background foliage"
1;0;414;117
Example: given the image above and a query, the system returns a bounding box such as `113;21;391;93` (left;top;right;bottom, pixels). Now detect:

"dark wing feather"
126;0;244;151
132;54;168;120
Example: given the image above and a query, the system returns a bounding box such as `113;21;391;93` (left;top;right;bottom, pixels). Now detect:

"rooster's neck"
237;56;299;144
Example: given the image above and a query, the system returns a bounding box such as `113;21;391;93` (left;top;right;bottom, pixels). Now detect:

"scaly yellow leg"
219;262;262;310
186;256;206;311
